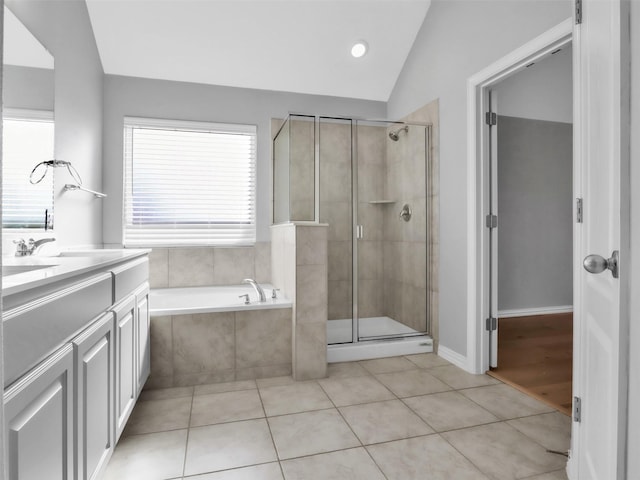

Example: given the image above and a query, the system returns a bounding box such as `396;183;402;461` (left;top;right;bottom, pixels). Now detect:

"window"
123;117;256;247
2;110;55;229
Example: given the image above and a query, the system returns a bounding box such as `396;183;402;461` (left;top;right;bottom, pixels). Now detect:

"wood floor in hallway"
488;313;573;416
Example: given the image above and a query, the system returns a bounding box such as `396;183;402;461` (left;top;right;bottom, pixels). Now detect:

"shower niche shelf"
368;200;396;205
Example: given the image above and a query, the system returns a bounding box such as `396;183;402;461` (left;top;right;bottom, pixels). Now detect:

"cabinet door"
73;312;115;480
4;344;74;480
136;284;151;395
113;296;136;440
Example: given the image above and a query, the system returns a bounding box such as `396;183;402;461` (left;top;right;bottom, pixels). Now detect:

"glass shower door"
356;120;430;341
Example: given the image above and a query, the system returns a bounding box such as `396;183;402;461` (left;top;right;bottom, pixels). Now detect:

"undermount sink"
2;264;58;275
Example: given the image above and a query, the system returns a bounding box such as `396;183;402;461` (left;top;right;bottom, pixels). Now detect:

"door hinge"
573;396;581;422
576;198;583;223
485;317;497;332
485;112;497;126
486;214;498;229
575;0;582;24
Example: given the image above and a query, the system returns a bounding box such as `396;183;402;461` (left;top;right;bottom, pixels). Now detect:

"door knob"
583;251;619;278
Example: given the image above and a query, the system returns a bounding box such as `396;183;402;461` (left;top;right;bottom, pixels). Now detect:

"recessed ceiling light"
351;41;368;58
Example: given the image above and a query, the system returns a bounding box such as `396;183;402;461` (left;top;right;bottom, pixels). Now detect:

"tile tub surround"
148;243;272;289
148;307;293;389
106;353;569;480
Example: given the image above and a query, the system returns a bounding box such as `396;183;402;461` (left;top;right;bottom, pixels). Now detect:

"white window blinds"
123;117;256;247
2;111;54;229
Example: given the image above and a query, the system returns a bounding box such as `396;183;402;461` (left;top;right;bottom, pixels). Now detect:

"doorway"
484;45;574;415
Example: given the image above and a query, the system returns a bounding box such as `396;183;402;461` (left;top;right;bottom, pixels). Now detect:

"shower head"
388;125;409;141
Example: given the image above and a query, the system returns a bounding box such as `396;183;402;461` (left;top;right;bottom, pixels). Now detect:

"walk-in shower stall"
273;115;433;361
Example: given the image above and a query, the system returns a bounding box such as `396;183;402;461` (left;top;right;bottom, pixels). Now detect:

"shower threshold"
327;316;433;363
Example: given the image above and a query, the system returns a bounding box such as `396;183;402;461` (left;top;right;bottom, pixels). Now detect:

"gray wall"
497;116;572;311
387;0;572;356
5;0;104;249
493;46;573;124
102;75;385;245
3;65;54;111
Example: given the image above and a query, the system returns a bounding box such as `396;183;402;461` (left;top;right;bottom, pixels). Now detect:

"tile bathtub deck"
104;354;570;480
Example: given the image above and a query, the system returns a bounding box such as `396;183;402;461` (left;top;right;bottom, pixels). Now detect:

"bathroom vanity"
2;249;150;480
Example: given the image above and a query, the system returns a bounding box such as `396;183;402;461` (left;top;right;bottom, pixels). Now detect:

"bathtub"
149;283;292;316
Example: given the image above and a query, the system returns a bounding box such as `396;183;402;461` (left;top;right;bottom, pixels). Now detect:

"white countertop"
2;249;150;297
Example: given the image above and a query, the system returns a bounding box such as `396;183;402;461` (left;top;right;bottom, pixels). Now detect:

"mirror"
3;6;55;229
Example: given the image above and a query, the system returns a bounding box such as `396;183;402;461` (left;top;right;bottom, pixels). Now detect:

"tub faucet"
242;278;266;302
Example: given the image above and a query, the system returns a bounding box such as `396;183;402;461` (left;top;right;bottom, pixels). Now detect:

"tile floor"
104;354;570;480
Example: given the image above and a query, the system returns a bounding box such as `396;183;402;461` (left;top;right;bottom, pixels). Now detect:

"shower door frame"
350;119;433;344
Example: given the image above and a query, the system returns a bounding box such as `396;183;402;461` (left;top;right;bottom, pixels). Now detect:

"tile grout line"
255;378;287;478
180;390;196;478
317;373;391;480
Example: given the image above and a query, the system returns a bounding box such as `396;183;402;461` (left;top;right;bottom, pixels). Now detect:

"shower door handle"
356;225;364;239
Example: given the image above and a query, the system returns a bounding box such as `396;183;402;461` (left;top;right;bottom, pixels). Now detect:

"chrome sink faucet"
242;278;266;302
13;237;56;256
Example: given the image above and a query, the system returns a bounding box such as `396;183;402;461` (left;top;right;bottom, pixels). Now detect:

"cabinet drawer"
3;273;112;388
112;257;149;304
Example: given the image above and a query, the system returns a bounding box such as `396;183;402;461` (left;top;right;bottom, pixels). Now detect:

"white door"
571;0;629;478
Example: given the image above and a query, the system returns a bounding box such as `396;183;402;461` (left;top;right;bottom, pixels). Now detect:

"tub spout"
242;278;266;302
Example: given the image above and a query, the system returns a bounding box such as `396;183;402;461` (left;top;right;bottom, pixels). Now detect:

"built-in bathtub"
149;283;291;316
147;284;293;388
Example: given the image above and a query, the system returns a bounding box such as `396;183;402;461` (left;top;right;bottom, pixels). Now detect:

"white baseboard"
498;305;573;318
438;345;469;371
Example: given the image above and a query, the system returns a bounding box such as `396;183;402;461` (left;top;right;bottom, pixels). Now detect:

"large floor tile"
184;419;277;476
281;448;386;480
375;369;451;397
327;362;370;378
404;353;451;369
190;389;264;427
103;429;188;480
366;434;489;480
259;382;333;416
256;376;296;388
507;412;572;452
522;470;568;480
403;391;498;432
441;422;567;480
339;399;433;444
184;462;283;479
139;386;194;402
428;365;501;389
460;384;554;420
359;356;417;374
194;380;257;396
123;397;192;436
318;375;395;406
268;409;360;460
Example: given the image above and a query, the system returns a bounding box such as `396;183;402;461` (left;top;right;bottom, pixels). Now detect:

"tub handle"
238;294;250;305
272;288;280;299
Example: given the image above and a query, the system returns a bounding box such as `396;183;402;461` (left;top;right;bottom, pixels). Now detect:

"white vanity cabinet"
4;344;75;480
135;284;151;396
73;312;115;480
113;295;137;440
2;251;150;480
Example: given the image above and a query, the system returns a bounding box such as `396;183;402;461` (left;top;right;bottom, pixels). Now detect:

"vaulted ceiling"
85;0;431;101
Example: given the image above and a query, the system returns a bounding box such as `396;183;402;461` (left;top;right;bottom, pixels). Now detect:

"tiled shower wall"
382;124;429;333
